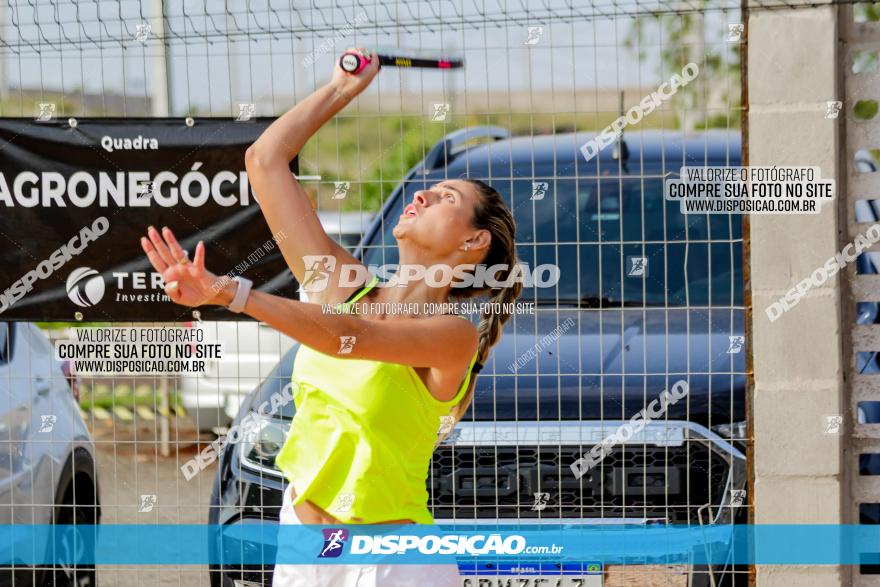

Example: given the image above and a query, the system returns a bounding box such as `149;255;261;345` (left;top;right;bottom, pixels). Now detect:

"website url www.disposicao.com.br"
347;533;563;556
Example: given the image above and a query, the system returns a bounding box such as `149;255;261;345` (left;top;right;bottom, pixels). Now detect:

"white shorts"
272;485;462;587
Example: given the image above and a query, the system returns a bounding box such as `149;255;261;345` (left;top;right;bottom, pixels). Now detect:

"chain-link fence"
3;1;857;585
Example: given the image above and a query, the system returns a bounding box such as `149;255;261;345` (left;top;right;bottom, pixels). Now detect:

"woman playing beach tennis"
140;47;521;586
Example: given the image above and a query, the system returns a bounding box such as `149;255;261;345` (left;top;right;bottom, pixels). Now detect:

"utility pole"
0;1;8;105
150;1;171;457
681;4;704;132
150;0;170;116
226;0;240;117
448;39;458;119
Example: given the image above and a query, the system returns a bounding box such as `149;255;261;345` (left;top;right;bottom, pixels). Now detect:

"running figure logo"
333;181;350;200
531;492;551;511
335;493;354;513
134;22;152;43
39;415;57;432
431;103;451;122
824;414;843;435
236;103;256;122
36;102;56;122
729;489;746;507
438;415;455;435
338;336;356;354
524;26;544;45
627;256;648;277
318;528;349;558
726;23;744;42
825;100;843;119
727;335;745;354
530;181;548;201
300;255;337;293
138;494;157;513
137;180;155;199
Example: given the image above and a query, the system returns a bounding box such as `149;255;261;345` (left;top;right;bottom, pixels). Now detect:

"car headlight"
711;420;747;441
237;414;290;475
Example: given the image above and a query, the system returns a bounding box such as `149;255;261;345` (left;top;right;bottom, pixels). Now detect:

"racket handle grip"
339;50;378;74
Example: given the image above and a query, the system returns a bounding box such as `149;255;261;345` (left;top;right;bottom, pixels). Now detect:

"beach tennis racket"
339;49;464;74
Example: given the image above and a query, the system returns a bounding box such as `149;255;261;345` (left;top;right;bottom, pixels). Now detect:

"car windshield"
337;233;362;251
362;171;743;307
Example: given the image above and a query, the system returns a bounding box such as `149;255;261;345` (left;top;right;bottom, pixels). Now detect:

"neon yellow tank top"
274;275;479;524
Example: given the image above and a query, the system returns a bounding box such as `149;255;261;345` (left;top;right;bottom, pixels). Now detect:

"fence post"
158;374;170;457
748;2;846;586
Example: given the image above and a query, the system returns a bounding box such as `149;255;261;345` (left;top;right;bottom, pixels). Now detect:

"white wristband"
228;276;253;313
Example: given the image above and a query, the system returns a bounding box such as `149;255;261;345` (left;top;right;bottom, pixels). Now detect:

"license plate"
458;563;603;587
460;578;602;587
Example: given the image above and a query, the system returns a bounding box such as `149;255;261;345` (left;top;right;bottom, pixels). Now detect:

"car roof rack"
421;126;511;172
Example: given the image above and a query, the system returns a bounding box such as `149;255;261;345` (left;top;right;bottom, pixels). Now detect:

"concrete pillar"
0;1;7;104
747;3;846;586
150;0;170;117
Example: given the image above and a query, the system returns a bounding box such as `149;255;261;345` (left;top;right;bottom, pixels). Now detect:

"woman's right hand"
330;46;380;100
140;226;229;308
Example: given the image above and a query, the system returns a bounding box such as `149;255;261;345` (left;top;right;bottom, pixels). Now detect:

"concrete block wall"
747;3;846;586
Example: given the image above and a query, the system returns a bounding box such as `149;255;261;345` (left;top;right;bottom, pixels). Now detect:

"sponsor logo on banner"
66;267;106;307
65;267;172;308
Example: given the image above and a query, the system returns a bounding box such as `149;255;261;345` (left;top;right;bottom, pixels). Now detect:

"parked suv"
208;128;747;586
0;322;101;586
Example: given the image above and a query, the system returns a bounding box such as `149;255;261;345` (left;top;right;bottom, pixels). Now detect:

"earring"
464;242;470;251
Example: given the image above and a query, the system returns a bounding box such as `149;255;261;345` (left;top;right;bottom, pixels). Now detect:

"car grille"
428;443;731;523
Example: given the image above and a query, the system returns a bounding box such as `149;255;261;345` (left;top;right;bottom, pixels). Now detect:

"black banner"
0;117;299;321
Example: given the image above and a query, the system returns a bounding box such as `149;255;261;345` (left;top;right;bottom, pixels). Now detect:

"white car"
0;322;101;585
180;211;374;431
317;210;375;250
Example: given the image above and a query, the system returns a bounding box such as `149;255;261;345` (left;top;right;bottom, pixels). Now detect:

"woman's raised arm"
245;47;380;305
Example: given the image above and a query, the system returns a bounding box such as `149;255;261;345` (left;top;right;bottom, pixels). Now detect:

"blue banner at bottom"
3;524;880;566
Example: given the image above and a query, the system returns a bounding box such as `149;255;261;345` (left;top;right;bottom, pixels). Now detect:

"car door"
0;322;22;573
0;322;29;526
19;323;64;527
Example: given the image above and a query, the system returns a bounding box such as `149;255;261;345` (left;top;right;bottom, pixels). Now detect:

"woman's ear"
468;228;492;253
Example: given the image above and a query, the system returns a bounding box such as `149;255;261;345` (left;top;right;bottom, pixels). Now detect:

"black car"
208;128;747;586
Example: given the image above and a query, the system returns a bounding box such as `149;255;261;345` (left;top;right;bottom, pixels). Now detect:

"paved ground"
605;565;689;586
91;417;217;586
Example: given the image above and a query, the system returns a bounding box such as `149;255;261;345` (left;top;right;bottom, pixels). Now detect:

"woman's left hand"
140;226;227;308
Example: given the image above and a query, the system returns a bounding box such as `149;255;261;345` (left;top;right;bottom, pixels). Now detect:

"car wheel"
49;495;98;587
208;567;235;587
690;564;749;587
39;449;100;587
